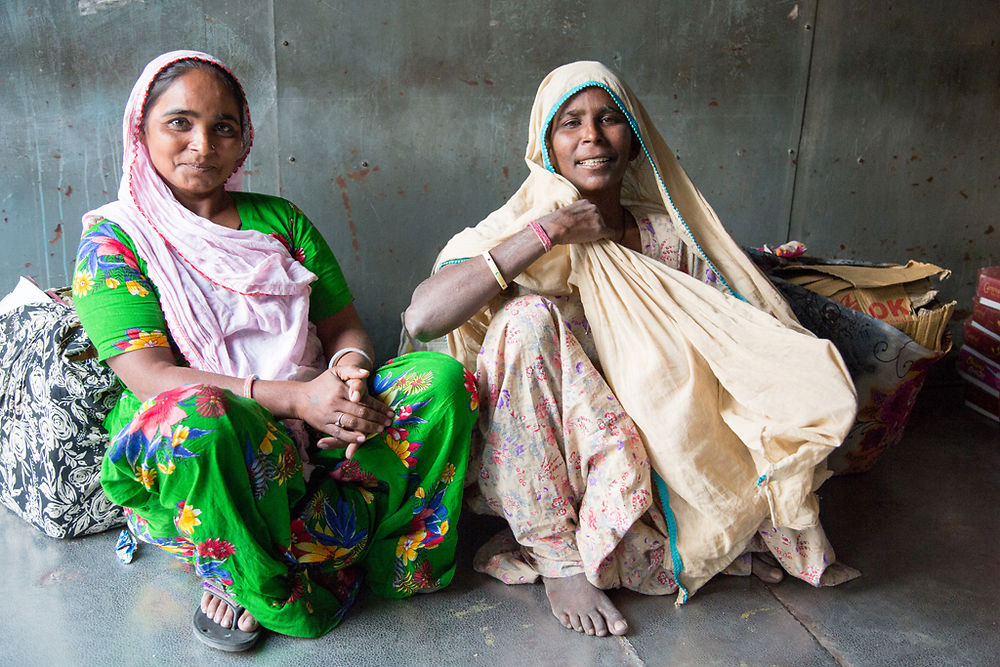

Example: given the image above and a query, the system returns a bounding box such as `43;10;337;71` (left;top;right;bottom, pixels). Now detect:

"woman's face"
548;87;636;198
141;68;243;205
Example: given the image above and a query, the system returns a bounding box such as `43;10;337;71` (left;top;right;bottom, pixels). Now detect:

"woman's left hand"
294;365;395;456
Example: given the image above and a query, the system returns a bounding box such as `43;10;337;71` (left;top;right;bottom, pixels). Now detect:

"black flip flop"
192;589;261;652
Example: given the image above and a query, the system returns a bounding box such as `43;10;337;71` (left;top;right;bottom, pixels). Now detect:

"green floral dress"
73;193;478;638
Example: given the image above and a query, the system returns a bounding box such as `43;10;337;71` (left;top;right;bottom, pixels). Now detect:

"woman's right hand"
538;199;613;246
293;365;395;456
405;199;612;342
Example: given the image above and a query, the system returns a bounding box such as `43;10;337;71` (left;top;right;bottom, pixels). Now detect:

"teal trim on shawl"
436;257;471;271
653;470;690;603
541;81;746;303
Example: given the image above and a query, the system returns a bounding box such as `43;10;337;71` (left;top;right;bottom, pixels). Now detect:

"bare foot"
542;574;628;637
201;591;259;632
751;553;785;584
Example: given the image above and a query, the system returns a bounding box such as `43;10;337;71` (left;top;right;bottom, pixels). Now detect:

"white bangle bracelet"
242;374;258;399
328;347;373;369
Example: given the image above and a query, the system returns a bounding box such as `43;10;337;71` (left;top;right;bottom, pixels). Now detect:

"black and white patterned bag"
0;299;124;537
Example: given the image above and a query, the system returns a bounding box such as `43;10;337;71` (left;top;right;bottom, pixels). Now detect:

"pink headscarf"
83;50;323;381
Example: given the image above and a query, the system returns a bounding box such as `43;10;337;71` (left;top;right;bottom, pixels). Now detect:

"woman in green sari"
73;50;477;651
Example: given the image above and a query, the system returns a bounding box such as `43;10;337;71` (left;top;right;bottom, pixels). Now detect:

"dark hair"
141;58;247;132
544;86;642;167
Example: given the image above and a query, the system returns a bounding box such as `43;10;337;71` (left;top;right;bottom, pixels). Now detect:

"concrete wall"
1;0;997;360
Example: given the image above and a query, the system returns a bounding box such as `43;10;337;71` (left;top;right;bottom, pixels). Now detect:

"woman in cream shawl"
405;61;858;637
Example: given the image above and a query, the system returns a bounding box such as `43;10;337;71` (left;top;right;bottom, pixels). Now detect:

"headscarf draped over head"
83;50;323;381
435;62;857;600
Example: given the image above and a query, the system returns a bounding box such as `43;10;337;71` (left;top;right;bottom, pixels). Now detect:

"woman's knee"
379;351;471;399
484;295;562;353
127;382;273;454
497;294;560;326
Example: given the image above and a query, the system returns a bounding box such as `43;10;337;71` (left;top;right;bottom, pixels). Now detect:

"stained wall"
2;1;996;359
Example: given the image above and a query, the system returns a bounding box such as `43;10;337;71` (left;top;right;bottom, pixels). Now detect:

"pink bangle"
242;374;258;399
529;220;553;252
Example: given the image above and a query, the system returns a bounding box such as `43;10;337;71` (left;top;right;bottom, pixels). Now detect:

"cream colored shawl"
435;61;857;600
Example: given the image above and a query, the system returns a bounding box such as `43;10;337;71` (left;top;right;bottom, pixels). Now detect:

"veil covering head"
435;61;857;600
82;50;323;381
435;60;804;367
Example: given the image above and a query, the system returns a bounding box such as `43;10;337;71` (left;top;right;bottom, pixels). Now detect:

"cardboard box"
957;343;1000;423
957;345;1000;395
772;260;954;352
977;266;1000;301
972;296;1000;336
964;319;1000;365
964;383;999;423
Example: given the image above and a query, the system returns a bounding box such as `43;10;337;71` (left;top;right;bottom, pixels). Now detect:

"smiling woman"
404;61;860;639
548;88;640;209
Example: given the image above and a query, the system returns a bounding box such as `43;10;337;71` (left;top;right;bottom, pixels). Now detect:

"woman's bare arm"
107;302;393;457
315;302;375;374
107;347;250;404
404;200;613;341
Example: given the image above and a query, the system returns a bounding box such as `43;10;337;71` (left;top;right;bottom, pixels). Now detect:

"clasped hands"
297;364;395;458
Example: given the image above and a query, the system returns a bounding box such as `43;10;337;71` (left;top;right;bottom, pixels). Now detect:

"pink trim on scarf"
82;50;323;381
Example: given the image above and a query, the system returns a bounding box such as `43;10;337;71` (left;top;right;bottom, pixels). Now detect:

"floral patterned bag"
0;297;124;537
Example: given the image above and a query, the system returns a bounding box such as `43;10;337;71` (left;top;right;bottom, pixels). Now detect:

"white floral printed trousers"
470;293;858;593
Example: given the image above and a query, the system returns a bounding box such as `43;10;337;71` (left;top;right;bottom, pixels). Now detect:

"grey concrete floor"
1;379;997;666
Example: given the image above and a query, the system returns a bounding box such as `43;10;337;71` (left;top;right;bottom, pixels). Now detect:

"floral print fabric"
73;192;477;637
73;192;353;363
471;212;858;592
0;300;124;538
103;351;477;638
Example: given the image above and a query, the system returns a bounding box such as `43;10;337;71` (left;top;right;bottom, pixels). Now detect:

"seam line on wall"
786;0;819;242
